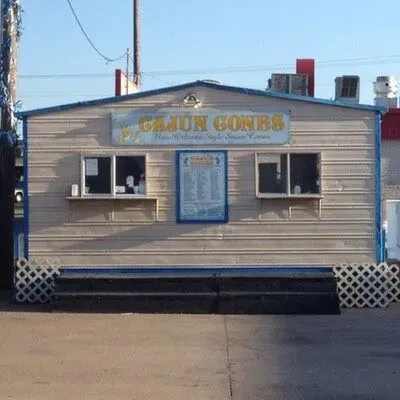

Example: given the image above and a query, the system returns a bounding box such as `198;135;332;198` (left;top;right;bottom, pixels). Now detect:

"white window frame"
80;153;148;198
255;152;322;199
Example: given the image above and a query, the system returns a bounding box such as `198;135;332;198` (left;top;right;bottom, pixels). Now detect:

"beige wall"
27;86;377;267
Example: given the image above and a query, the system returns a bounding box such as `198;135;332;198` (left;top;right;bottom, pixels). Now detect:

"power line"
142;72;174;86
18;53;400;81
65;0;126;63
19;73;112;79
145;56;400;76
127;54;174;86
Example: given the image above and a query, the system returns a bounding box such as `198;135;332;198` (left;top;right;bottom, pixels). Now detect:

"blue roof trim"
16;80;385;118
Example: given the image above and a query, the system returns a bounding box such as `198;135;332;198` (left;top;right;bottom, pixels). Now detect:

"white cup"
71;184;79;197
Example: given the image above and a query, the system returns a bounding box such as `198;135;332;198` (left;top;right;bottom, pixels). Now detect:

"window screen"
115;156;146;195
258;154;287;194
290;154;320;194
84;157;111;194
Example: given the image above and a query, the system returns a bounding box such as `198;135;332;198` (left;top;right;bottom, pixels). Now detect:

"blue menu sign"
176;150;228;223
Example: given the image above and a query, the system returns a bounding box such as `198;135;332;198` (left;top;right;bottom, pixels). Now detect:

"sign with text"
112;110;290;145
176;151;228;223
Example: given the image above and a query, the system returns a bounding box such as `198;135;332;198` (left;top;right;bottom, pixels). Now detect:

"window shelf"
256;194;323;200
66;196;159;221
256;194;323;220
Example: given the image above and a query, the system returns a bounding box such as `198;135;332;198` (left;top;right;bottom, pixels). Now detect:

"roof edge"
16;80;385;118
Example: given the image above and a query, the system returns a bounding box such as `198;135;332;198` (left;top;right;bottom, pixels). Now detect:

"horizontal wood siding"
27;86;377;266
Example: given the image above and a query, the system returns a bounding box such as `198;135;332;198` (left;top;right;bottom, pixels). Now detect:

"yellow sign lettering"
227;115;242;132
256;115;271;131
214;115;227;131
165;116;178;132
194;116;207;132
271;114;285;131
241;115;254;131
139;116;152;132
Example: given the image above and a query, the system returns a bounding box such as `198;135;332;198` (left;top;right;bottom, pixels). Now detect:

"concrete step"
54;292;219;314
53;267;340;314
53;291;340;315
55;275;337;294
55;277;218;294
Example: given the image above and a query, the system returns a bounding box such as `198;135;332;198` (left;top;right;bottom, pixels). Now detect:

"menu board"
176;151;228;223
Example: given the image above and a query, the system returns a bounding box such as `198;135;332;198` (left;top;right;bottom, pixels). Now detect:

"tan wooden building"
17;80;384;269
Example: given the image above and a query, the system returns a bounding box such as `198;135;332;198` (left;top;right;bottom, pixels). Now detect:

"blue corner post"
22;117;29;259
375;111;383;263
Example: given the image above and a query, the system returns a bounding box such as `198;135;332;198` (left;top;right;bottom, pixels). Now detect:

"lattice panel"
333;263;400;308
14;257;61;303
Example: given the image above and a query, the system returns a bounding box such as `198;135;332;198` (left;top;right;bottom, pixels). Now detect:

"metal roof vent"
335;75;360;103
268;73;308;96
374;76;398;108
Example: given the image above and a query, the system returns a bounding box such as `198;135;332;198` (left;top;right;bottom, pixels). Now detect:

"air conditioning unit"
335;75;360;103
268;73;308;96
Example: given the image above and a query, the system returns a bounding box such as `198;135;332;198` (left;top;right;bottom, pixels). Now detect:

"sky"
17;0;400;111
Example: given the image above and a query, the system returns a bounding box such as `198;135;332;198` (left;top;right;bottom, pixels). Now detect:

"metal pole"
0;0;20;289
133;0;140;90
125;48;129;95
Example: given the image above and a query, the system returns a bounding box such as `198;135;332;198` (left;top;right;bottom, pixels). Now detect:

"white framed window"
256;152;321;198
81;154;147;197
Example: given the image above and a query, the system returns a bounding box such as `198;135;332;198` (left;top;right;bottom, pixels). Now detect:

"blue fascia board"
16;80;385;118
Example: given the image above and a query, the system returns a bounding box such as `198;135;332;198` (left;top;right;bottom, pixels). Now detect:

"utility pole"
133;0;141;90
0;0;21;290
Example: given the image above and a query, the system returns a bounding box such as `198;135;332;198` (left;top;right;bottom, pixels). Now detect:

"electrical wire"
145;56;400;76
65;0;127;63
18;54;400;81
127;54;174;86
19;73;111;79
141;72;174;86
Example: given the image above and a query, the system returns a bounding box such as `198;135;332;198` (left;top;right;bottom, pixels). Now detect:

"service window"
256;153;320;197
82;155;146;196
115;155;146;195
84;157;111;195
258;154;287;194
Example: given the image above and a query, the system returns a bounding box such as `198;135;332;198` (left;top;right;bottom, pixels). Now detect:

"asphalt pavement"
0;301;399;399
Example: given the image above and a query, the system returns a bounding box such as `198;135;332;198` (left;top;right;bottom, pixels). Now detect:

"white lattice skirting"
14;258;61;303
333;263;400;308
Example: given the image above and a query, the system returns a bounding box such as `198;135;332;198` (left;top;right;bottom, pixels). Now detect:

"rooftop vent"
374;76;398;108
268;73;308;96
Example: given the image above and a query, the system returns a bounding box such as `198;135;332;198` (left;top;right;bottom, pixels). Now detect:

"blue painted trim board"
176;150;229;223
22;117;29;259
13;218;24;258
375;111;383;262
16;80;386;119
